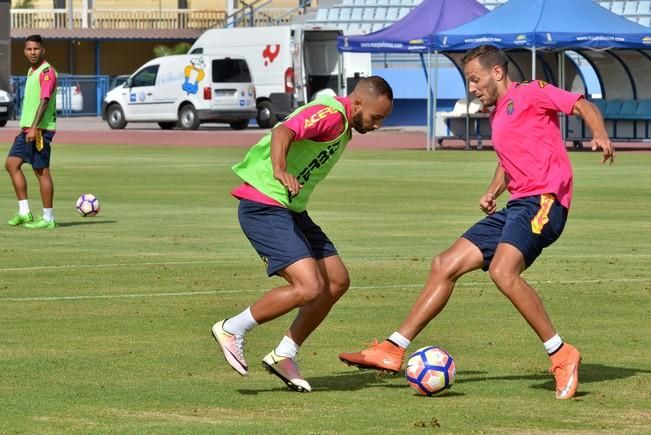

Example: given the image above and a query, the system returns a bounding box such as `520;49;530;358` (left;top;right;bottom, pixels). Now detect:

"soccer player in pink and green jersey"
340;45;615;400
212;77;393;392
5;34;58;229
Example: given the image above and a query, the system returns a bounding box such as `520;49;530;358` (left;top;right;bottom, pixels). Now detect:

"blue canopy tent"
433;0;651;143
434;0;651;54
337;0;488;149
337;0;487;54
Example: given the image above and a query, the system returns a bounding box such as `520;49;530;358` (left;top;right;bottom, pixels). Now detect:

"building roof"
10;28;204;41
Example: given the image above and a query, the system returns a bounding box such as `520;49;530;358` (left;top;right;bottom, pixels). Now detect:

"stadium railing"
11;75;109;118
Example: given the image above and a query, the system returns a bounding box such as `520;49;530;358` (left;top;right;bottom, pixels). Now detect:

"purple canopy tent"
338;0;488;149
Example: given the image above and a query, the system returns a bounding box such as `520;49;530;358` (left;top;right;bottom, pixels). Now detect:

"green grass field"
1;143;650;433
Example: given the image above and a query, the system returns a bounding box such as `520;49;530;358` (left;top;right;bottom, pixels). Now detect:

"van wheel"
158;122;176;130
0;120;7;127
230;119;249;130
107;104;127;129
256;101;276;129
179;104;200;130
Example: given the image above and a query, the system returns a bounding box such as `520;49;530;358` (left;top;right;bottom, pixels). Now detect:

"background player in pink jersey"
340;45;614;400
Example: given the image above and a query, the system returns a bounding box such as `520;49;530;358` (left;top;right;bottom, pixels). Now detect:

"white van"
188;25;372;128
103;54;256;130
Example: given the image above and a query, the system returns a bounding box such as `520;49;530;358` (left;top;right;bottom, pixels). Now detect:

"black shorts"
462;194;568;270
237;199;338;276
8;130;55;170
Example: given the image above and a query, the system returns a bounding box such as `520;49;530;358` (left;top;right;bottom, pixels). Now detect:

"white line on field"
0;253;649;273
1;277;649;302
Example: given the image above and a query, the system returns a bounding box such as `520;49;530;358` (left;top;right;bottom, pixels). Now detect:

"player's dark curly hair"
462;45;508;73
25;34;44;45
356;76;393;101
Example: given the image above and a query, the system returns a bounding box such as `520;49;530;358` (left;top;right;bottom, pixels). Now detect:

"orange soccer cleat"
339;339;405;373
549;343;581;399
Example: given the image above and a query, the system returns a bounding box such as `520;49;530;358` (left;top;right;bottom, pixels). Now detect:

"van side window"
212;59;252;83
132;65;159;87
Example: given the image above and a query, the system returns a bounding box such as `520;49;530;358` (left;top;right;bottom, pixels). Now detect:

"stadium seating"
591;98;651;138
308;0;650;37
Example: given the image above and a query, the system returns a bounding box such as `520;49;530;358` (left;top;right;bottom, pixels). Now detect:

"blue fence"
11;75;109;118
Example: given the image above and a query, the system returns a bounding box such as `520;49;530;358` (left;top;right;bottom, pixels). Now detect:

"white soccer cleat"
262;350;312;392
211;320;248;376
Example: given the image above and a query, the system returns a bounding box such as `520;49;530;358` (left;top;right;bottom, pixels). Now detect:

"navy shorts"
238;199;338;276
462;194;568;270
8;130;55;170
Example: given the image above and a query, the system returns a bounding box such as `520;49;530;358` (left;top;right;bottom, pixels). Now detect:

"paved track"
0;118;427;149
1;117;648;151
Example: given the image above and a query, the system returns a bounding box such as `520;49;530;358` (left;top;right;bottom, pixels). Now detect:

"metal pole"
426;52;431;151
558;50;567;141
465;78;470;150
432;50;439;150
531;45;536;80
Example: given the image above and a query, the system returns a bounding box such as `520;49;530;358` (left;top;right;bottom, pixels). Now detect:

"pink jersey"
35;62;57;100
231;96;352;205
283;96;351;141
22;62;57;133
490;81;581;208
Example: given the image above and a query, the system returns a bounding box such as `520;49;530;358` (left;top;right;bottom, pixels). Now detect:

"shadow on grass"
459;364;650;384
457;363;651;396
57;220;117;227
238;370;403;394
238;369;475;395
238;364;650;395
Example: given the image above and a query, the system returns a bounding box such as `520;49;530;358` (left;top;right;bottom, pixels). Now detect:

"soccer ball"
405;346;456;396
75;193;100;217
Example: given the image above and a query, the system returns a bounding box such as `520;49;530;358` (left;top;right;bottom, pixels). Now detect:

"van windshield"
212;59;252;83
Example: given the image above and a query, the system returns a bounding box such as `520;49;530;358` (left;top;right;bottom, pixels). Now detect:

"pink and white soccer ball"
405;346;456;396
75;193;100;217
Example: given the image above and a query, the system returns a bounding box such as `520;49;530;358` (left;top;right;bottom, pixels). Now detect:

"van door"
125;64;159;120
211;58;255;114
291;28;307;105
303;30;344;101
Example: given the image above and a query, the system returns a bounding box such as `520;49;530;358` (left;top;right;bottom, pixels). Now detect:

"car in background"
0;88;15;127
56;82;84;112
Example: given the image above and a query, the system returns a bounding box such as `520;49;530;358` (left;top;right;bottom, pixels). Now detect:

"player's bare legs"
488;243;555;341
5;156;27;200
339;238;484;372
5;156;34;226
489;242;581;399
23;167;55;228
259;256;349;392
213;257;326;378
250;257;326;323
285;255;350;346
33;167;54;209
396;238;484;340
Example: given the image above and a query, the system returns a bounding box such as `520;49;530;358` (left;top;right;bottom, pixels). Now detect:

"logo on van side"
182;57;206;95
262;44;280;66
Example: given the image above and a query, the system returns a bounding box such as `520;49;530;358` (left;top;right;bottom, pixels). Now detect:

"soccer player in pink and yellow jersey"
212;77;393;392
340;45;615;400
